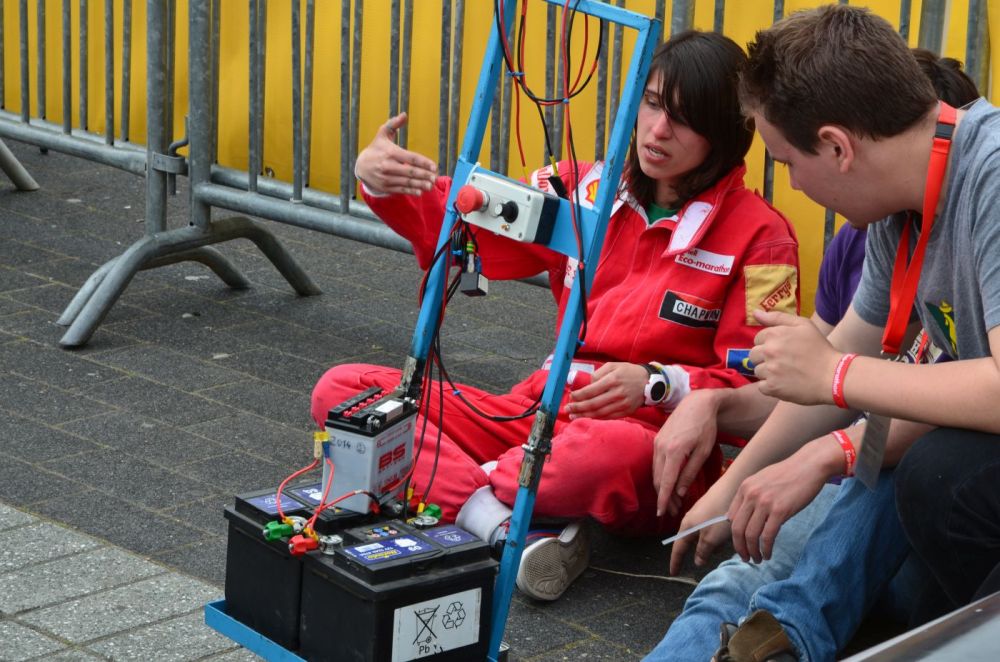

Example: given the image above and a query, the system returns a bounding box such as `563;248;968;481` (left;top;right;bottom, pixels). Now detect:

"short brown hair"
623;30;753;208
740;5;936;154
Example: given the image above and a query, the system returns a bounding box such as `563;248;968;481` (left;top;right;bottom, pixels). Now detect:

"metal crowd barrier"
0;0;989;347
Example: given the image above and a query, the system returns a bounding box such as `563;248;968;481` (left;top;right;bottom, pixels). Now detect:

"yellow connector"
313;430;329;459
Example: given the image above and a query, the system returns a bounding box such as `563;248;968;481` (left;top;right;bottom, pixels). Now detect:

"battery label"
423;526;478;548
341;536;435;565
286;483;323;504
392;587;482;662
244;492;303;515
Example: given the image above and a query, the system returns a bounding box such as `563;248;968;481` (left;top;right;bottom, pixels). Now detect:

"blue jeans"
645;472;910;662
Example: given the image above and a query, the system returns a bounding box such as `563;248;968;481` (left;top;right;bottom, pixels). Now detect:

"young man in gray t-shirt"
667;5;1000;661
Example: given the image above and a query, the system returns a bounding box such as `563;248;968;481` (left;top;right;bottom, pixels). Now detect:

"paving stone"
0;546;164;614
30;490;206;557
58;410;227;466
151;535;228;586
203;647;263;661
0;502;35;528
502;602;591;659
196;380;312;429
0;338;126;393
0;409;103;462
89;611;235;661
0;373;113;423
0;238;62;267
34;650;104;661
0;266;52;293
0;457;88;507
177;451;297;494
0;522;101;573
0;621;66;661
42;449;211;508
183;412;311;461
19;574;218;644
83;376;235;427
90;345;246;391
221;346;328;392
0;293;33;315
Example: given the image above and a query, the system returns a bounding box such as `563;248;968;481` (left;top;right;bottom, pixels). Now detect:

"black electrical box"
298;522;497;662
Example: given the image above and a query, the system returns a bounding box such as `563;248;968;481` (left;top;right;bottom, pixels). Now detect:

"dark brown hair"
622;30;753;209
739;5;937;154
911;48;980;107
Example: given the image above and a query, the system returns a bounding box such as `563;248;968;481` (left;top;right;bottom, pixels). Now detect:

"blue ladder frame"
205;3;659;661
398;2;660;660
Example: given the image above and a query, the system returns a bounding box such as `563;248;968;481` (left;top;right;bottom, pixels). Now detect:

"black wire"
492;0;604;107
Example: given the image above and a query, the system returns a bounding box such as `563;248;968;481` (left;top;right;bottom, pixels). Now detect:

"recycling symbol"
441;601;466;629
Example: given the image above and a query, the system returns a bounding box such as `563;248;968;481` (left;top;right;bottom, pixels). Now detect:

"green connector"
262;521;294;541
424;504;443;520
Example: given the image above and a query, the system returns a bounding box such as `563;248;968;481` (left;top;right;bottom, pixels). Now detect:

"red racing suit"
311;161;799;535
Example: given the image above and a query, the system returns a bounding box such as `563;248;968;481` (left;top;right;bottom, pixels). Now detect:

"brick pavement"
0;138;716;660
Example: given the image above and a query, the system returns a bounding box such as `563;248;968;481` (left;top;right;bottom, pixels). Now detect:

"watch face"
649;380;667;402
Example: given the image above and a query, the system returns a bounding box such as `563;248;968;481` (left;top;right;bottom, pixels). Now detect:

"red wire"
306;457;337;530
275;458;320;522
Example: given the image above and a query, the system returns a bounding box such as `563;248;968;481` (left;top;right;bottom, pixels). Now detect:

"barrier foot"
0;139;39;191
59;217;319;348
56;247;251;327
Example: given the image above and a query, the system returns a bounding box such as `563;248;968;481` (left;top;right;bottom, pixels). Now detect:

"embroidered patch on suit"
744;264;798;325
660;291;722;328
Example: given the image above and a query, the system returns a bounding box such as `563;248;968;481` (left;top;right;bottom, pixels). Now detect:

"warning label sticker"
391;587;481;662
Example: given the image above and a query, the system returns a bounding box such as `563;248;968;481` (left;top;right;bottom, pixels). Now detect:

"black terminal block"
324;387;417;435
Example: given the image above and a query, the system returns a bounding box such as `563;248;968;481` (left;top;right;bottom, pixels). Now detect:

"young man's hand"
354;113;437;195
668;490;731;575
749;310;842;405
726;433;843;563
566;362;647;419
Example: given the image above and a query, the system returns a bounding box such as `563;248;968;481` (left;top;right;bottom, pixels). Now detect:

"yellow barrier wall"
4;1;995;313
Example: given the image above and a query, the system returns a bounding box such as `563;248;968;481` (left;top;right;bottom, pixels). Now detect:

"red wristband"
831;429;856;477
831;353;858;409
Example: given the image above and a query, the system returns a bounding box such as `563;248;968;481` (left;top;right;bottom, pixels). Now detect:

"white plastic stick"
661;514;728;546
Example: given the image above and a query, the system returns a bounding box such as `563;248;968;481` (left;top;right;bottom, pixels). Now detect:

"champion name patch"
660;291;721;328
675;248;735;276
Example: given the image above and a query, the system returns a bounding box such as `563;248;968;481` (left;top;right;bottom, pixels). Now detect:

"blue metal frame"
205;2;659;661
204;600;306;662
402;2;660;660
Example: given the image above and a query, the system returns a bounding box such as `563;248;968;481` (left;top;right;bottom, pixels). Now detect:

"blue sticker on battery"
341;536;436;565
424;525;479;547
286;483;324;504
245;492;304;515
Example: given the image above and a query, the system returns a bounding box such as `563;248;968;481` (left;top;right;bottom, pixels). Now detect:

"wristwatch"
642;363;669;406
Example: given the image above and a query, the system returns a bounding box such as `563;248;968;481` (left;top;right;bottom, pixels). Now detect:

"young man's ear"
817;125;853;173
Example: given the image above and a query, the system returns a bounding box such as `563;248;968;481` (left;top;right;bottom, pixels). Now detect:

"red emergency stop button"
455;185;488;214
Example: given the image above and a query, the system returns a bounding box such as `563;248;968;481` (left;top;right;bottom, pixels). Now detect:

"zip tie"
508;71;524;78
452;389;462;396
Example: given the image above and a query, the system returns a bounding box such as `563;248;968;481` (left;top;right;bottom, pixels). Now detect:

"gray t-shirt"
853;99;1000;360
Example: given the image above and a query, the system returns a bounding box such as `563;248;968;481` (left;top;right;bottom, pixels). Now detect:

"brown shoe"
712;610;798;662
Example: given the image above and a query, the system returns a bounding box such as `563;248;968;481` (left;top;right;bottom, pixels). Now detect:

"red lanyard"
881;102;957;356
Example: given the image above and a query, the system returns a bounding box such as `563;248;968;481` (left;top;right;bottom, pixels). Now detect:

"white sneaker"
515;521;590;601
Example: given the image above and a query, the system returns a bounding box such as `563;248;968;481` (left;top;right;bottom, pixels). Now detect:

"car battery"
323;387;418;513
223;486;375;650
224;497;307;651
298;519;497;662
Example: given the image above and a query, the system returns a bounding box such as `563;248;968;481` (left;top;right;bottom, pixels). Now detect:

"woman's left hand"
566;362;648;419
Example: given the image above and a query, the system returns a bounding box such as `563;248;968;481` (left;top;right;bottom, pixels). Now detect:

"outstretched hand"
354;113;438;195
749;310;841;406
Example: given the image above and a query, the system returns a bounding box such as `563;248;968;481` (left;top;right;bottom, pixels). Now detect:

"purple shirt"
815;225;867;326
